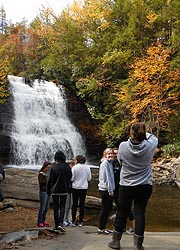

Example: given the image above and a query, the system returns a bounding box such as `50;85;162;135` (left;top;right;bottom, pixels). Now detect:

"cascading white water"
9;75;86;166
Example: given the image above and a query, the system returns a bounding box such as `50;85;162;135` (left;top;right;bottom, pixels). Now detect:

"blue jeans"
64;193;73;222
37;191;50;225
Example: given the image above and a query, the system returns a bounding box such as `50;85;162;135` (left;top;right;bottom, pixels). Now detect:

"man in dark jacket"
47;150;72;232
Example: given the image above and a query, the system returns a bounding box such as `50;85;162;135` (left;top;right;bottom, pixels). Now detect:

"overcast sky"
0;0;75;23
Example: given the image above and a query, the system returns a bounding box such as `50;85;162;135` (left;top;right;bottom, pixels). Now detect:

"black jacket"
47;161;72;196
38;172;48;192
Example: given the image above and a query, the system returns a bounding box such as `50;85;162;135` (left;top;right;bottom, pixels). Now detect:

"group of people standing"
36;122;158;250
37;151;91;233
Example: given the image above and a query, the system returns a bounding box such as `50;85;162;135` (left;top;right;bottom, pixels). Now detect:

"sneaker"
53;227;60;233
71;223;76;227
78;222;84;227
37;223;44;227
106;229;113;233
97;229;111;235
58;225;66;232
63;220;69;227
43;221;49;227
126;227;135;235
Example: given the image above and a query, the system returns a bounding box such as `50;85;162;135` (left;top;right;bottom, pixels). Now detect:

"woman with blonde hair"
108;122;158;250
98;148;115;234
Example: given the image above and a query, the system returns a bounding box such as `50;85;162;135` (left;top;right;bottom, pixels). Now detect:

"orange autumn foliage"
118;44;180;135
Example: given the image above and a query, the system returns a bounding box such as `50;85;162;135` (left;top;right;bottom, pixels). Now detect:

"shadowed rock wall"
0;85;14;164
60;87;104;161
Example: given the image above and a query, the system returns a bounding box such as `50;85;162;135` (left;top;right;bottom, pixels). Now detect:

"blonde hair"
68;159;75;168
101;148;113;162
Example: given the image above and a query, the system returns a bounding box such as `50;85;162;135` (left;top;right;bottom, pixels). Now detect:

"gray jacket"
98;159;115;193
118;133;158;186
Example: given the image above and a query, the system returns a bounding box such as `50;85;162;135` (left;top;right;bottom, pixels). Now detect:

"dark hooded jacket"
47;151;72;196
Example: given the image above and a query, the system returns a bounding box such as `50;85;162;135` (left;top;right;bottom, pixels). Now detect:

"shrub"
162;142;180;157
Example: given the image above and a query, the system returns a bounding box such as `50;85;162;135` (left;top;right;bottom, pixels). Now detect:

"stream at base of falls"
86;177;180;232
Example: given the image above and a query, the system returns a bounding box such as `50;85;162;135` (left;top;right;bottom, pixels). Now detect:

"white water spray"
9;75;86;166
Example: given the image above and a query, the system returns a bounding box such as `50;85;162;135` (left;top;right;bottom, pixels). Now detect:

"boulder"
152;157;180;185
1;168;102;208
174;159;180;188
1;168;39;201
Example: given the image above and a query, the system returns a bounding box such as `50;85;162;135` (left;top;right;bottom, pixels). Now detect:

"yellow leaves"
117;85;131;103
68;0;112;30
166;0;172;5
0;69;7;81
121;43;180;134
146;12;159;24
145;11;159;28
131;44;171;86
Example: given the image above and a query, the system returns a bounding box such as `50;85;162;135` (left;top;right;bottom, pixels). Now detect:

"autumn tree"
24;7;56;79
166;0;180;69
0;22;29;76
0;5;8;34
118;43;180;141
0;58;9;103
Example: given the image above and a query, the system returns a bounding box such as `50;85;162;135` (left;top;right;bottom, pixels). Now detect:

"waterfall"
8;75;86;166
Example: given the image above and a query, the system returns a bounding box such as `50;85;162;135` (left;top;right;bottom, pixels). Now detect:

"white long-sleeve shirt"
71;163;91;189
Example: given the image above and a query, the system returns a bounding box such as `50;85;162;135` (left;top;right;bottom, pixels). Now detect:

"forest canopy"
0;0;180;148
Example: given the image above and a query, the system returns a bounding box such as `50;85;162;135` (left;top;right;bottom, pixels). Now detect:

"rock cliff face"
0;88;14;164
152;157;180;185
65;87;105;161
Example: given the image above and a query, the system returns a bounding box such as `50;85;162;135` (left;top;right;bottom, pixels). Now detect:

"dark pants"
114;186;135;223
98;190;113;230
52;194;67;228
0;187;3;202
113;188;119;208
72;188;87;223
115;184;152;236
